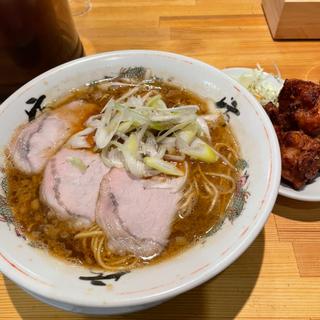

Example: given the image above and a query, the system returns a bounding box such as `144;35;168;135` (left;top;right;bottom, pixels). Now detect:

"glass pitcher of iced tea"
0;0;84;101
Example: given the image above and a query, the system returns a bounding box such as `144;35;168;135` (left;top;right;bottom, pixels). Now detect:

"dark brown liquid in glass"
0;0;84;101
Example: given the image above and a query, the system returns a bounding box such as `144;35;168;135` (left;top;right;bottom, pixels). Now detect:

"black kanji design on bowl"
25;95;46;122
79;271;129;286
215;97;240;119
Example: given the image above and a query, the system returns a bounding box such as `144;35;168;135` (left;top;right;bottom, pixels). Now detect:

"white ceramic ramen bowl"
0;50;281;315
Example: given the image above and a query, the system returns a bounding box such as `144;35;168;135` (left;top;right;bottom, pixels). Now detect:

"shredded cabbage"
235;65;283;106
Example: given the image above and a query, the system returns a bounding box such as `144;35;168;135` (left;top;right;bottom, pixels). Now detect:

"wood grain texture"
293;242;320;277
1;0;320;319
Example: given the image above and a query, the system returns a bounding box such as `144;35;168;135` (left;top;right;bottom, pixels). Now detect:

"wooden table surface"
1;0;320;319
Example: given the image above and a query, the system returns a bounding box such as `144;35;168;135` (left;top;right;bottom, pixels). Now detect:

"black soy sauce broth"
6;80;239;268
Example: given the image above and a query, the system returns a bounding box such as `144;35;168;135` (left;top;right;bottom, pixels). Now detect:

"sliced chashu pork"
41;148;109;228
96;168;182;258
10;100;98;174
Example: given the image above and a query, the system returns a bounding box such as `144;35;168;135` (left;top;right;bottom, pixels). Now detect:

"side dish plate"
223;67;320;202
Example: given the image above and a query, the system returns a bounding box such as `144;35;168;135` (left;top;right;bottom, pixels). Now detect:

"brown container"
0;0;84;101
262;0;320;40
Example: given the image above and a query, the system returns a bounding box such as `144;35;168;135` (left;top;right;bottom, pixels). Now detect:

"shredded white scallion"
67;127;95;149
66;85;223;178
67;157;88;173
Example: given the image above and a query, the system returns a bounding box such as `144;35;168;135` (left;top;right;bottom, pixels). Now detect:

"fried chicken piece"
294;99;320;136
264;102;295;132
264;102;279;123
279;131;320;189
278;79;320;113
264;80;320;189
275;79;320;136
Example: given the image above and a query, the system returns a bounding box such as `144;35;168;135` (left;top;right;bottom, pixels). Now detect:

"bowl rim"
0;50;281;308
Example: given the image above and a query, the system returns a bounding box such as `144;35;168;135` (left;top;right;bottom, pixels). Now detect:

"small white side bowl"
0;51;281;314
223;67;320;202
